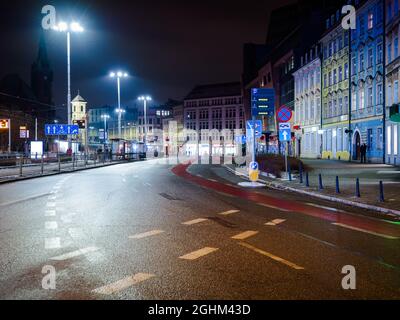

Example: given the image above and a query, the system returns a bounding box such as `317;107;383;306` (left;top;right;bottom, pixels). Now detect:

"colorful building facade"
386;0;400;165
320;16;351;161
350;0;385;163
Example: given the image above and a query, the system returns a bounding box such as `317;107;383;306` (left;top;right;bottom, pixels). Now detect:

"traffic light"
0;119;9;129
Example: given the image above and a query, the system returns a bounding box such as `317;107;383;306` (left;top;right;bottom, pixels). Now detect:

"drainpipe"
382;1;387;164
348;27;352;163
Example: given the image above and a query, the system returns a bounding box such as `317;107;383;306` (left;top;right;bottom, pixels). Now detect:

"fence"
0;152;141;182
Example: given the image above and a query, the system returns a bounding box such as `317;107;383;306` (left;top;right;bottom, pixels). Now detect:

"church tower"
31;32;53;105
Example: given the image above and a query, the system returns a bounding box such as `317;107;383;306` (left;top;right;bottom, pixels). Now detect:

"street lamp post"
110;72;128;139
101;114;110;142
138;96;152;145
53;21;84;145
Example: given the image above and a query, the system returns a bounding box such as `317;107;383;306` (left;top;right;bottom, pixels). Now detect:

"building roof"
72;94;86;103
185;82;241;100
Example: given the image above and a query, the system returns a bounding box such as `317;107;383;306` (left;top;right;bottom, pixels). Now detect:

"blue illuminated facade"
350;0;385;163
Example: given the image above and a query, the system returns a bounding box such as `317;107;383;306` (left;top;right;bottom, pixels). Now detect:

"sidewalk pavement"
226;159;400;216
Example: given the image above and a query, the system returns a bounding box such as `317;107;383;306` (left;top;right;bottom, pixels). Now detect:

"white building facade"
183;82;245;157
293;47;322;159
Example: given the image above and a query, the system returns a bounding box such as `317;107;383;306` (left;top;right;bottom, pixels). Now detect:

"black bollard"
299;162;303;184
356;178;361;198
379;181;385;202
336;176;340;194
319;174;324;190
306;172;310;187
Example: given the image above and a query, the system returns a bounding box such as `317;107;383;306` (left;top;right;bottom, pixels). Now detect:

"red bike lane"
172;163;400;239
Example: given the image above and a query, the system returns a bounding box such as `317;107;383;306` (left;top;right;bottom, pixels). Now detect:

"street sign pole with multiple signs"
279;123;292;175
249;88;275;183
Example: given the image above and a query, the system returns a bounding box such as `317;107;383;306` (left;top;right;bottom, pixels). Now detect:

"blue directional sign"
45;124;79;136
246;120;262;139
249;161;259;171
279;123;291;142
235;135;247;144
251;88;275;117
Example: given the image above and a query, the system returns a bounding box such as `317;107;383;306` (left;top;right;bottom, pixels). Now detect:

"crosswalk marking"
46;202;56;208
265;219;286;226
45;210;56;217
92;273;155;295
231;231;259;240
239;242;304;270
332;223;399;240
45;221;58;230
182;218;208;225
45;237;61;249
51;247;99;261
218;210;240;216
129;230;165;239
257;203;291;212
179;247;219;260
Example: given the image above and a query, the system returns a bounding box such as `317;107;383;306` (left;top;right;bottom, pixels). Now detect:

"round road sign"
277;106;293;123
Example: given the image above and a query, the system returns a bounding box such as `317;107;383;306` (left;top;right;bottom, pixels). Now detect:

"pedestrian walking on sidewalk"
360;143;367;164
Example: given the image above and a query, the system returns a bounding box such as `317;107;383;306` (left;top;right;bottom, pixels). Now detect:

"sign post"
279;123;292;176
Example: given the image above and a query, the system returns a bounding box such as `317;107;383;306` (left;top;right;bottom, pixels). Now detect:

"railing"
0;152;143;182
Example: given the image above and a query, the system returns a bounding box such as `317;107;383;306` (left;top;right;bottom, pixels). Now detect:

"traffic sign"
279;123;291;142
251;88;275;117
45;124;79;136
277;106;293;123
249;161;260;182
246;120;262;139
73;120;86;129
235;135;246;144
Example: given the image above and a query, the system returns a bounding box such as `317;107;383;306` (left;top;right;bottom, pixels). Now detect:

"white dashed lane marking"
332;223;399;240
50;247;99;261
231;231;259;240
92;273;155;295
218;210;240;216
45;237;61;249
239;242;304;270
265;219;286;226
306;203;345;213
179;247;219;260
129;230;165;239
45;221;58;230
182;218;208;225
257;203;291;212
46;203;56;208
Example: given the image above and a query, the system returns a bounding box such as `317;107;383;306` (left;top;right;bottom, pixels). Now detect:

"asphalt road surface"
0;159;399;300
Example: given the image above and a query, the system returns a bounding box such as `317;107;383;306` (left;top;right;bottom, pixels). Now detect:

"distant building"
385;0;400;165
183;82;245;156
0;34;55;152
350;0;385;163
320;9;351;161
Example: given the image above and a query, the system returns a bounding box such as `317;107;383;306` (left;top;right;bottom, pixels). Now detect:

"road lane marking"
45;221;58;230
50;247;99;261
265;219;287;226
179;247;219;260
45;210;56;217
48;196;57;201
231;231;259;240
239;242;304;270
46;202;56;208
182;218;208;225
332;223;399;240
92;273;155;295
45;237;61;249
218;210;240;216
0;193;51;207
208;178;218;182
144;183;152;187
129;230;165;239
306;203;344;213
257;203;291;212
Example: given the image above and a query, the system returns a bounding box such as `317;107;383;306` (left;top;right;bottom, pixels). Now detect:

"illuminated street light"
53;20;84;148
138;96;152;145
110;71;128;139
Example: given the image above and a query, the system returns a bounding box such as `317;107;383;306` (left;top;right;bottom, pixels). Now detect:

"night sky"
0;0;294;110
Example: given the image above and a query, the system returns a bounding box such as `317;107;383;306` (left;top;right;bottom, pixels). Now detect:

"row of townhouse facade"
293;0;400;164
